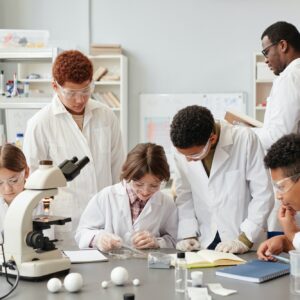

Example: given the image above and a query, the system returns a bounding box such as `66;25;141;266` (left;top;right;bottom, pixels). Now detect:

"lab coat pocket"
224;170;243;206
93;127;111;154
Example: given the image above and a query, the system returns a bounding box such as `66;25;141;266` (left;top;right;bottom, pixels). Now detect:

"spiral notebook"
216;259;290;283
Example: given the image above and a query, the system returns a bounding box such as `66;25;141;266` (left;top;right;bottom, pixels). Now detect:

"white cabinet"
89;54;128;150
253;53;276;122
0;51;128;149
0;48;59;142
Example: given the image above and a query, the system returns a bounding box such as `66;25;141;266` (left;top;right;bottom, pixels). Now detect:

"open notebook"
216;259;290;283
171;250;246;268
63;250;108;264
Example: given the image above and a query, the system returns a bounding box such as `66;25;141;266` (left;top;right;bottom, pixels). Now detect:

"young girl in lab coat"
0;143;30;234
75;143;178;251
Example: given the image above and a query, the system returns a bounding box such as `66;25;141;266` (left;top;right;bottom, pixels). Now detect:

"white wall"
0;0;90;51
1;0;300;148
91;0;300;148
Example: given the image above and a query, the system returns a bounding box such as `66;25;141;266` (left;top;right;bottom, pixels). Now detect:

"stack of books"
90;44;122;55
93;92;120;108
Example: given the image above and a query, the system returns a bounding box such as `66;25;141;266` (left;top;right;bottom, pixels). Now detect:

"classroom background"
0;0;299;149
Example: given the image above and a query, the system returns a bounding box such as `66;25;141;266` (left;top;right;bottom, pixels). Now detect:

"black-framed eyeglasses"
261;41;279;58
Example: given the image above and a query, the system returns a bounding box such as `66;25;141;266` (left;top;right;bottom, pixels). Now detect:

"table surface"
0;249;298;300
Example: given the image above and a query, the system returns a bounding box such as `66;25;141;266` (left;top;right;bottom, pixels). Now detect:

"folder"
225;110;263;128
216;259;290;283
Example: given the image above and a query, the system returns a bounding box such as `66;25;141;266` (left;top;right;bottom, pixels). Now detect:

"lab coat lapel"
53;95;92;157
133;193;160;226
118;184;135;230
209;122;233;180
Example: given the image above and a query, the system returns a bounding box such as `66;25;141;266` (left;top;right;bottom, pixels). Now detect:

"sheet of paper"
208;283;237;296
63;250;108;263
187;287;211;300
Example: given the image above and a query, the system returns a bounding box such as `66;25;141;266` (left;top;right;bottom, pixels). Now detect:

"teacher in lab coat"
171;105;274;254
253;21;300;232
253;21;300;151
23;50;125;244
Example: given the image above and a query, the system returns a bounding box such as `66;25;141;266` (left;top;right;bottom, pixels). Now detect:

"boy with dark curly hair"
170;105;274;254
23;50;124;245
257;134;300;260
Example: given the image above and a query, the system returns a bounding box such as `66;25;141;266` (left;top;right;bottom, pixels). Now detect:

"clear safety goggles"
0;170;25;188
55;80;95;101
131;180;163;193
272;173;300;194
178;138;211;161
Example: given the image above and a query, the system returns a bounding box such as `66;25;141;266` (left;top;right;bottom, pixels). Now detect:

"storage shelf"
254;53;272;123
94;81;120;86
88;54;122;59
256;79;273;83
19;78;52;83
0;48;56;60
90;54;128;150
0;96;51;109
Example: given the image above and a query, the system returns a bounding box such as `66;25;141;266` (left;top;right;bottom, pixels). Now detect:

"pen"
271;255;290;264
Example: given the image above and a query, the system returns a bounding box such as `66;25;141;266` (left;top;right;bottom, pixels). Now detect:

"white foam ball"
101;280;109;288
47;278;62;293
110;266;129;285
132;278;140;286
64;273;83;292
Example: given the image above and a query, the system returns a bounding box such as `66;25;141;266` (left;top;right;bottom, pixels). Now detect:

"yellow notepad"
171;250;246;269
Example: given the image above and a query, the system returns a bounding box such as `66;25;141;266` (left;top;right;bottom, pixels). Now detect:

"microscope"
1;156;89;280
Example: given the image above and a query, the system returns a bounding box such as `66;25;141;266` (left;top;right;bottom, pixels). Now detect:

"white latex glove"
96;232;122;252
176;238;201;251
215;239;249;254
132;231;159;249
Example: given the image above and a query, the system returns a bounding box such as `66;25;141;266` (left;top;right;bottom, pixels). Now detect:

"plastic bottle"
15;132;24;149
24;81;30;97
11;73;18;97
0;70;5;95
175;252;187;293
123;293;135;300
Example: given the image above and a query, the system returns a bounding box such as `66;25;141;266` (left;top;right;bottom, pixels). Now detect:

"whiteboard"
140;93;246;173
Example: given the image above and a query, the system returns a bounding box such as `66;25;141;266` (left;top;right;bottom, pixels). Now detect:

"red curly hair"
52;50;93;85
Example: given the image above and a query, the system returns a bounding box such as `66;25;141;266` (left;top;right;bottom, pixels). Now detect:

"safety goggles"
131;180;163;193
178;138;211;161
55;80;95;101
272;173;300;194
0;170;25;188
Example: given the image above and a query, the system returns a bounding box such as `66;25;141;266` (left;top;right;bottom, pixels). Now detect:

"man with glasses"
253;21;300;232
170;105;274;253
253;21;300;150
23;50;124;244
257;134;300;260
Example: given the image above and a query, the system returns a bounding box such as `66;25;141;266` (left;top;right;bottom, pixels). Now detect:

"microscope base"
4;257;71;281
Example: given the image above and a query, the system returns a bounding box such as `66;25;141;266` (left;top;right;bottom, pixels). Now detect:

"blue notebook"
216;259;290;283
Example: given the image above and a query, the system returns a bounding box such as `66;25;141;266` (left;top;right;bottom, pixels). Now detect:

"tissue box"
0;29;49;48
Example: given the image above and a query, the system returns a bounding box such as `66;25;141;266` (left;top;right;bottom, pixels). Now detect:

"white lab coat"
174;121;274;248
23;95;125;243
0;198;8;235
75;182;178;249
253;58;300;150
